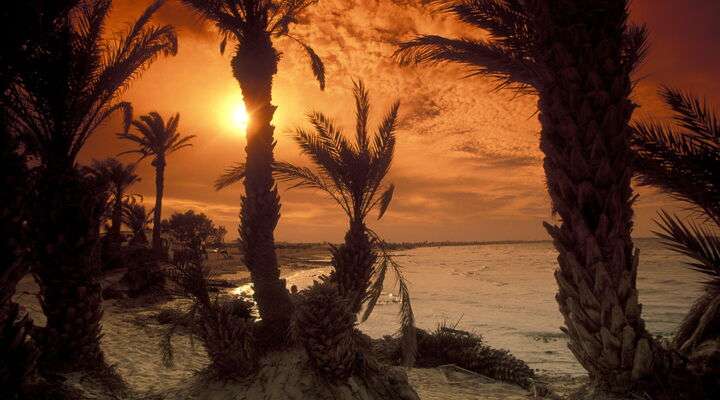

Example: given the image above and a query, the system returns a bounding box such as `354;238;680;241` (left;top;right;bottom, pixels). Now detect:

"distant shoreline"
217;236;659;251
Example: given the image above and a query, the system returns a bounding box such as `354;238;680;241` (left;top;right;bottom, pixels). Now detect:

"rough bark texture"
31;171;106;370
331;222;376;314
533;1;668;394
152;158;166;260
232;31;293;346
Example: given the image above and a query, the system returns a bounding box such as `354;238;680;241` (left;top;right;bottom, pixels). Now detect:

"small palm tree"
6;0;177;368
395;0;659;394
118;112;195;259
181;0;325;342
632;87;720;356
123;201;151;247
90;158;141;244
216;80;416;364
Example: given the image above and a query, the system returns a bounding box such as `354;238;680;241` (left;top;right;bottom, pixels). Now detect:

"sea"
269;238;704;377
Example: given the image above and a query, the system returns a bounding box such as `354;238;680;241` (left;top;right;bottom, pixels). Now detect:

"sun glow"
230;103;249;132
218;92;250;136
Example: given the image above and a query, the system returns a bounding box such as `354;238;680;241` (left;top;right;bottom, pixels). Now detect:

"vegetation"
292;281;358;379
396;0;666;395
217;80;416;365
119;112;195;260
164;243;257;377
90;158;141;245
180;0;326;346
161;210;226;252
374;323;555;397
123;201;151;247
0;1;46;393
5;0;177;370
632;86;720;395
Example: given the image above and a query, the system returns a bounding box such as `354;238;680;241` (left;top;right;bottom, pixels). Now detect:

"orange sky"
80;0;720;243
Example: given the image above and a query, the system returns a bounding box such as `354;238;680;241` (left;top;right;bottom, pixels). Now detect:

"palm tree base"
238;349;419;400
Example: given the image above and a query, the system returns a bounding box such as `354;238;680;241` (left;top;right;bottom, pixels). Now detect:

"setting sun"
230;103;249;132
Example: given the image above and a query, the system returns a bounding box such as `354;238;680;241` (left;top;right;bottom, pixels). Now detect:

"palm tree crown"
216;80;397;222
7;0;178;170
395;1;647;95
118;112;195;164
90;158;141;203
180;0;324;90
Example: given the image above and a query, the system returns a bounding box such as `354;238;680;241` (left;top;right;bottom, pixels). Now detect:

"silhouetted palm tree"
5;0;177;368
123;201;151;247
118;112;195;260
216;81;416;364
396;0;659;394
632;87;720;359
181;0;325;345
90;158;141;244
1;2;81;390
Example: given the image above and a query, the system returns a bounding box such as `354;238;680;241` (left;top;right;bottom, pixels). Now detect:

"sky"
80;0;720;243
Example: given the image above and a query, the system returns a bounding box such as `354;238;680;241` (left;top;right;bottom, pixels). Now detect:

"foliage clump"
292;281;357;380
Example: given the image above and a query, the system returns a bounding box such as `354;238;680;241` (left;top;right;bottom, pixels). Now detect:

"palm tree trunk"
32;171;105;369
232;32;293;346
152;159;165;260
332;221;376;314
535;1;667;393
110;189;123;243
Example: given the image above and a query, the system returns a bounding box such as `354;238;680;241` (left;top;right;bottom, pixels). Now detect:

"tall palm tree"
90;158;141;244
632;87;720;363
396;0;660;394
1;1;81;389
118;112;195;259
6;0;177;368
216;80;416;364
180;0;325;344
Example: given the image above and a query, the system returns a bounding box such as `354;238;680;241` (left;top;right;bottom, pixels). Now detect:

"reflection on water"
235;239;702;376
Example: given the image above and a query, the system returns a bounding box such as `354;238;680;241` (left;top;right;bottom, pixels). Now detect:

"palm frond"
436;0;532;54
661;86;720;142
622;23;649;74
395;35;537;92
655;211;720;288
353;80;371;152
632;92;720;225
376;184;395;220
369;235;416;366
214;163;246;191
285;34;325;90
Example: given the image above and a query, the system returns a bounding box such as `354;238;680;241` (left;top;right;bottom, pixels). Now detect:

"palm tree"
216;80;416;364
632;87;720;361
123;201;151;247
395;0;660;394
118;112;195;259
5;0;177;368
180;0;325;344
90;158;141;244
1;2;81;389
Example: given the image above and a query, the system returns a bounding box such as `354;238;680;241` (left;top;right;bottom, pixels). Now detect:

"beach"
14;238;699;399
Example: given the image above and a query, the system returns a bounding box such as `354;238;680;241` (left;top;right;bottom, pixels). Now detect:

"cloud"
87;0;717;242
